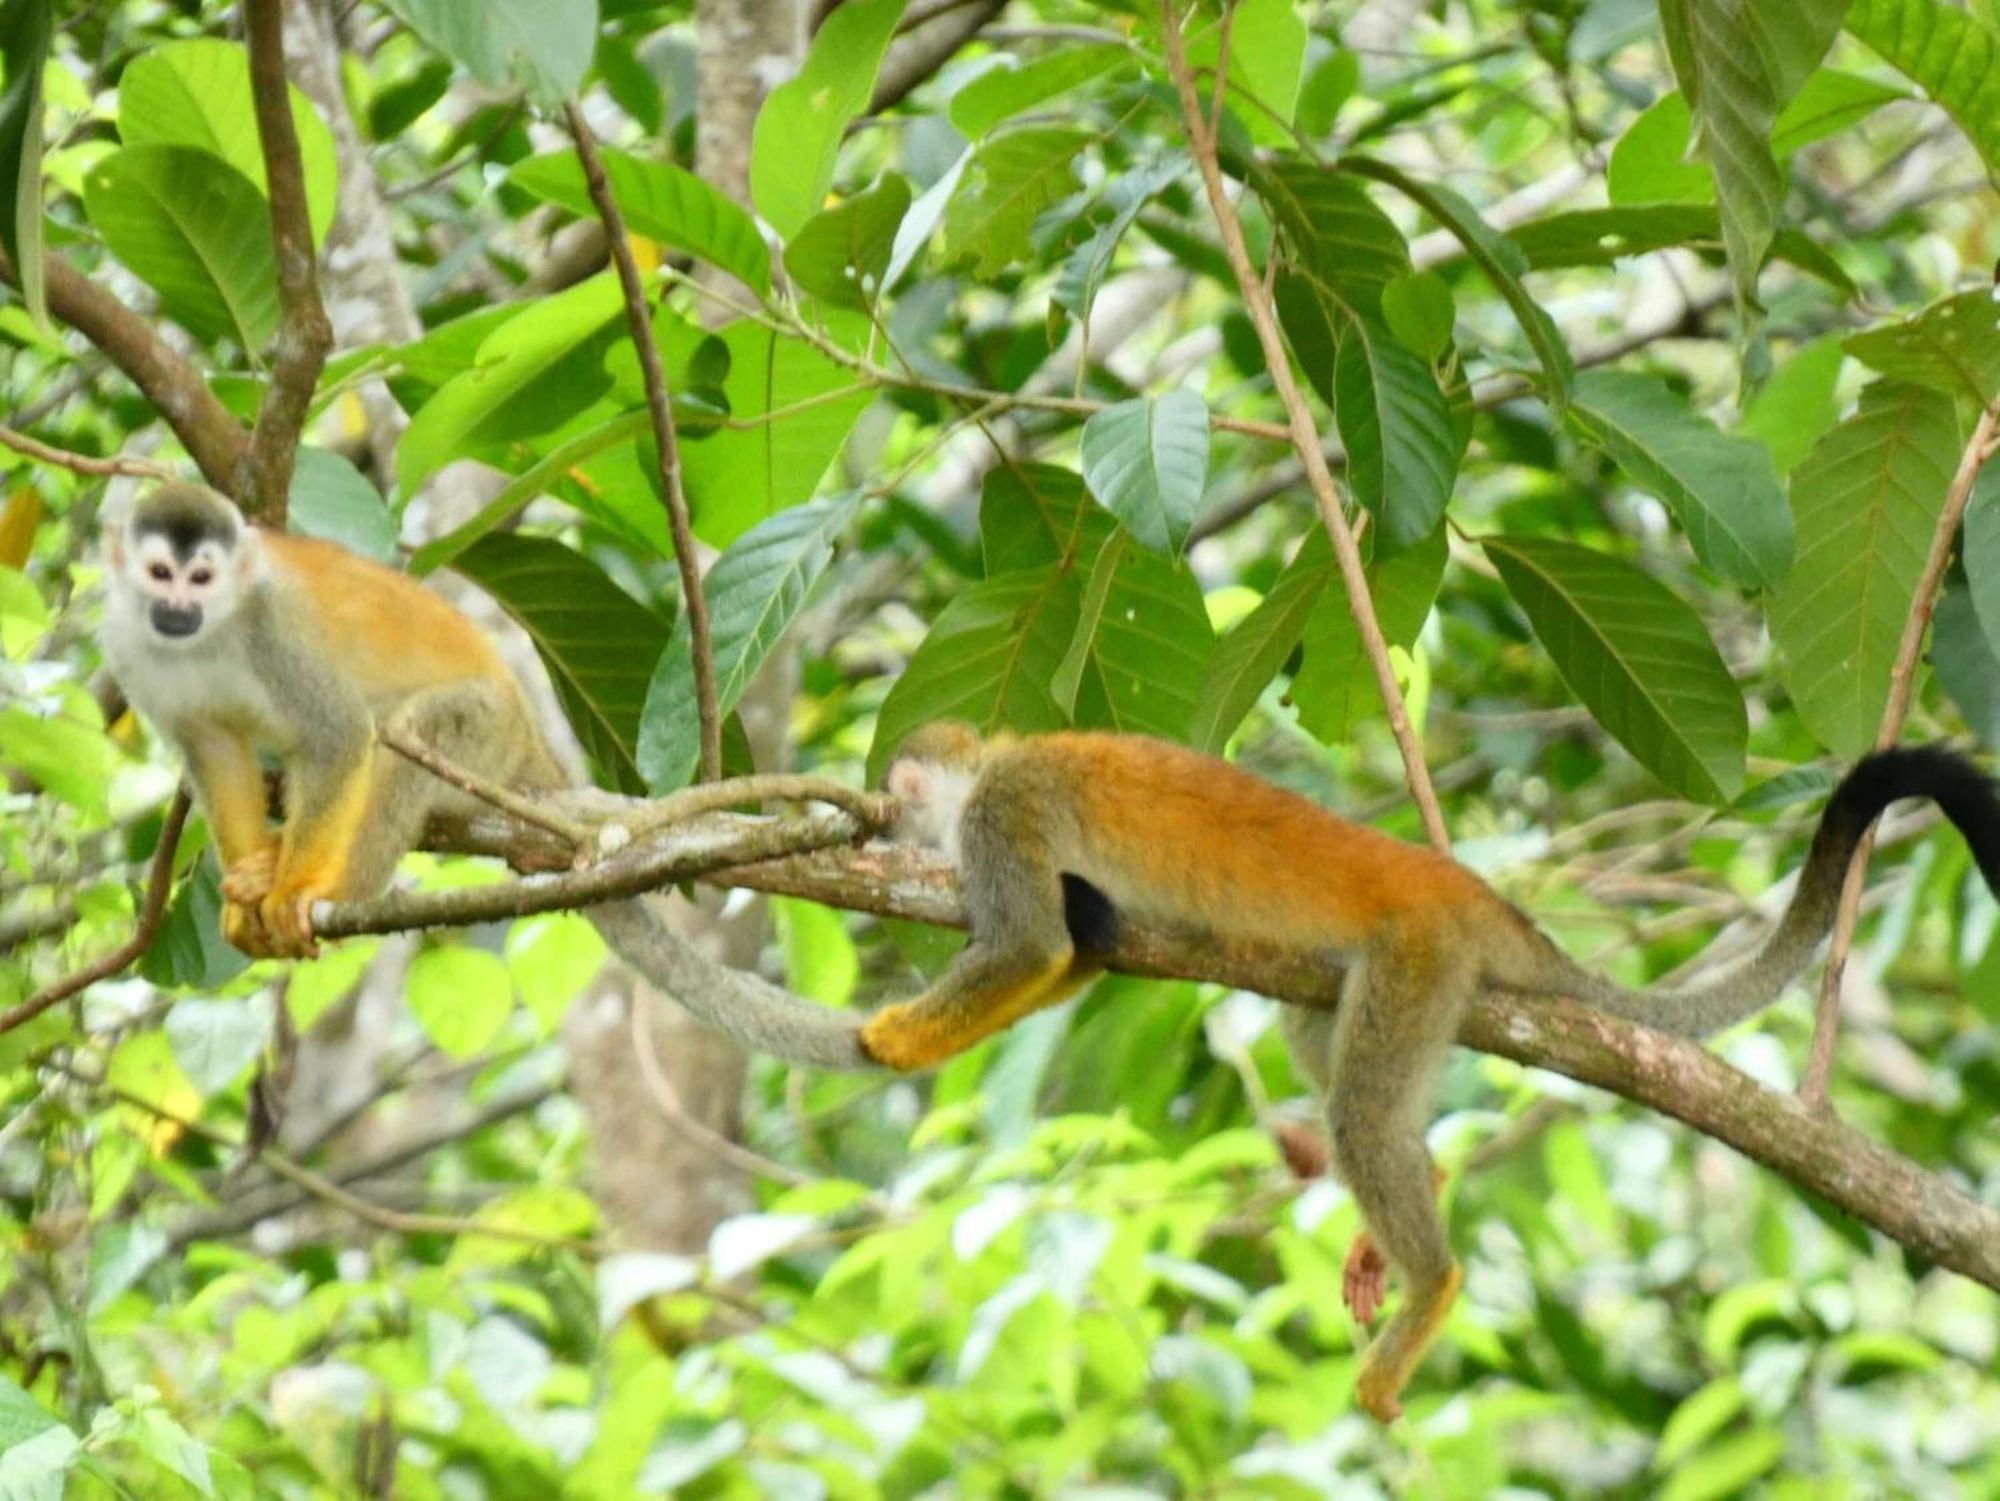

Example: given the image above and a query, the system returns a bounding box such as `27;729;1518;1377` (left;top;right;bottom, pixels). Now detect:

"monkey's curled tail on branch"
1494;746;2000;1035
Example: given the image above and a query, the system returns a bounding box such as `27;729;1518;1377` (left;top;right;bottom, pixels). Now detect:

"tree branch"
1159;0;1450;853
238;0;333;522
0;250;247;490
563;101;722;783
0;790;190;1035
1803;396;2000;1107
0;425;173;480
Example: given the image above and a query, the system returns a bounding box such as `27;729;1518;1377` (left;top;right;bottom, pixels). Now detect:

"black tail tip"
1829;745;2000;894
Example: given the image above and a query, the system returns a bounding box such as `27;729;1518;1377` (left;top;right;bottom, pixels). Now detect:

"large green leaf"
0;0;50;329
1487;536;1747;802
452;533;671;794
949;44;1130;138
511;148;771;297
1342;156;1574;409
1843;288;2000;405
1846;0;2000;174
940;127;1090;277
980;462;1114;576
83;144;277;349
637;495;856;792
1190;530;1334;753
1163;0;1309;145
1738;337;1846;474
1331;311;1457;549
1953;466;2000;674
119;38;338;244
395;273;624;496
1257;156;1409;318
288;447;397;562
867;566;1081;782
783;175;910;311
1293;527;1445;746
1078;391;1211;556
1568;369;1793;588
1053;154;1188;322
1769;381;1962;759
750;0;904;238
1655;0;1846;306
1052;533;1216;739
1607;93;1714;206
385;0;598;106
1506;203;1855;292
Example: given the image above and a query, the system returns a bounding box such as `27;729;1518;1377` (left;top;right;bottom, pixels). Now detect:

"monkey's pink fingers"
1344;1235;1388;1324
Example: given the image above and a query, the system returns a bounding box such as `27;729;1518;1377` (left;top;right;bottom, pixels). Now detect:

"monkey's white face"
110;527;255;647
886;756;979;864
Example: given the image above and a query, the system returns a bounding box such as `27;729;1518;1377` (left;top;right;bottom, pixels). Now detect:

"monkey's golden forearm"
860;947;1095;1071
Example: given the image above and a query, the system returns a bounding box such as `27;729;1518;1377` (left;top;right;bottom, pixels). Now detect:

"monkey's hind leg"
1323;937;1475;1423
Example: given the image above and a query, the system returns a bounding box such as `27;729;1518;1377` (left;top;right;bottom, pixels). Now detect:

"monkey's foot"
858;1009;937;1071
221;842;281;906
221;897;276;957
257;885;329;958
1343;1232;1389;1325
1354;1363;1404;1424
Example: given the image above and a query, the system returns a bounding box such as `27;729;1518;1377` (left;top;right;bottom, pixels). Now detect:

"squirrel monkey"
869;721;2000;1420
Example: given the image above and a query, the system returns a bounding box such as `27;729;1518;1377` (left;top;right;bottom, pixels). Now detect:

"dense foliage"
0;0;1996;1496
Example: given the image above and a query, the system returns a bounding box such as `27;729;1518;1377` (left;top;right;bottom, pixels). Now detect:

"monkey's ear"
886;759;930;803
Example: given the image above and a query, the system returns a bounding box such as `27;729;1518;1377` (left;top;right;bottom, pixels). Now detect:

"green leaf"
0;1371;67;1453
88;1222;167;1311
949;44;1129;137
395;273;624;496
83;144;278;349
1052;154;1188;322
0;0;51;330
383;0;598;106
1771;381;1962;757
510;148;771;297
980;462;1115;576
0;701;112;817
1508;203;1853;293
1380;271;1454;363
775;897;858;1007
1655;0;1846;306
1771;67;1910;153
1342;156;1574;408
1927;579;2000;742
1846;0;2000;174
1079;390;1210;555
1190;530;1334;752
1654;1377;1748;1469
1738;337;1846;473
1607;93;1714;206
1658;1429;1786;1501
1332;312;1457;549
1293;526;1445;745
1174;0;1308;145
941;126;1089;277
1567;369;1793;588
750;0;904;238
1258;156;1410;318
165;996;268;1095
867;566;1081;782
1843;288;2000;405
407;947;513;1060
288;447;397;562
783;174;910;311
1051;532;1216;738
637;494;856;792
140;859;250;991
1956;465;2000;662
1486;535;1747;802
452;532;671;793
506;912;607;1033
118;38;338;245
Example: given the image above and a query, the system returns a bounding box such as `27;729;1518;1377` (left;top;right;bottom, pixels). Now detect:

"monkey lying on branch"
99;482;2000;1423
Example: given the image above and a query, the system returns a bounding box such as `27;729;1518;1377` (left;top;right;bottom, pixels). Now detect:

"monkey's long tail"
1490;746;2000;1037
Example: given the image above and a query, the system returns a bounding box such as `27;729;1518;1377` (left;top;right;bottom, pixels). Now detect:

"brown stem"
378;725;594;852
563;101;722;784
1158;0;1450;853
238;0;333;522
1802;398;2000;1108
0;789;190;1034
0;425;173;479
0;250;247;490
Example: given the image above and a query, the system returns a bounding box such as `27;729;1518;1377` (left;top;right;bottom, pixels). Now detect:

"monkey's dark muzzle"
150;603;203;638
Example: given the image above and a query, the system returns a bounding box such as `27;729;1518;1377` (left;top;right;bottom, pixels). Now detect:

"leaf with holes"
941;126;1090;277
638;495;856;792
83;144;278;349
452;533;671;794
783;175;911;311
1770;381;1961;758
1487;536;1746;802
1843;288;2000;406
1568;370;1793;588
1079;391;1210;555
1052;533;1216;739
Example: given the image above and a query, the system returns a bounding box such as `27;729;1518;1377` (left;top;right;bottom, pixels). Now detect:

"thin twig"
1802;398;2000;1109
377;725;594;853
1159;0;1450;853
563;101;722;783
0;790;190;1034
0;425;171;480
238;0;333;521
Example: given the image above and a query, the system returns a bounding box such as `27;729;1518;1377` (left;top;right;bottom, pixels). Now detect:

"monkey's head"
883;720;988;853
106;483;261;645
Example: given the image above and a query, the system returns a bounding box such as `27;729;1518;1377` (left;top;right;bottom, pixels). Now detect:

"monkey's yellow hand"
256;872;337;958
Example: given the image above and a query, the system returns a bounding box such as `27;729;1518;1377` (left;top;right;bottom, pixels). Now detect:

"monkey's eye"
189;567;213;586
148;563;172;582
